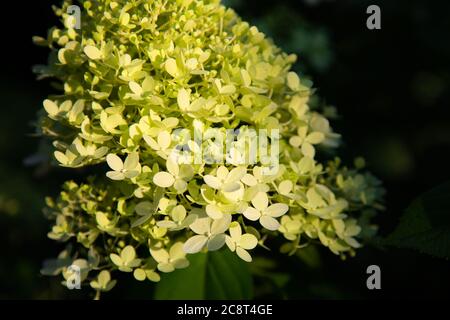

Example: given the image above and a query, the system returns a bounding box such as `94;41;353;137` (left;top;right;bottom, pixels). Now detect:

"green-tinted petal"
287;72;300;91
121;246;136;264
150;248;170;264
183;235;208;254
165;58;179;77
84;45;102;60
172;205;186;222
206;205;224;220
306;132;325;144
106;154;123;171
106;171;125;181
124;152;139;171
204;175;221;189
229;222;242;240
301;142;315;158
265;203;289;218
133;268;146;281
207;234;226;251
279;180;293;195
110;254;122;267
43;99;59;116
177;89;190;110
210;214;231;235
158;262;175;273
158;131;171;149
153;172;175;188
135;201;153;216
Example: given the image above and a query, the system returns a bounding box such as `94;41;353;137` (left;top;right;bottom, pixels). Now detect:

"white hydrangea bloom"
243;192;289;231
183;215;232;254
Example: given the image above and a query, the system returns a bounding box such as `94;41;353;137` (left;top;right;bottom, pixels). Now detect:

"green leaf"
154;249;253;299
384;181;450;259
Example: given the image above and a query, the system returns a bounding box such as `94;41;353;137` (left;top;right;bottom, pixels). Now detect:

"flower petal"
84;45;102;60
166;159;179;176
121;246;136;264
144;135;159;150
207;234;226;251
157;263;175;273
260;215;281;231
239;234;258;250
156;220;177;229
229;221;242;240
306;132;325;144
174;179;188;193
110;254;122;267
106;171;125;181
179;165;194;180
301;142;315;158
225;235;236;251
165;58;179;78
225;166;247;184
222;182;240;192
287;71;300;91
210;214;231;235
204;175;221;189
135;201;153;216
265;203;289;217
177;88;190;110
289;136;303;148
243;207;261;221
169;242;186;260
206;204;224;220
153;172;175;188
106;154;123;171
158;131;172;150
183;235;208;254
216;166;229;180
189;217;210;235
278;180;293;195
236;247;252;262
124;170;140;179
251;192;268;211
129;81;142;95
241;174;257;186
150;248;170;264
172;258;189;269
124;152;139;171
171;205;187;222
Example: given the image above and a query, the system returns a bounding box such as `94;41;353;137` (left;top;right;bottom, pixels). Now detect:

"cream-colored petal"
251;192;268;211
106;154;123;171
183;235;208;254
265;203;289;218
236;247;252;262
206;205;224;220
153;172;175;188
260;215;280;231
243;207;261;221
238;234;258;250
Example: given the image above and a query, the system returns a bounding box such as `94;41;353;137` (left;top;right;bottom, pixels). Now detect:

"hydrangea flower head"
36;0;384;295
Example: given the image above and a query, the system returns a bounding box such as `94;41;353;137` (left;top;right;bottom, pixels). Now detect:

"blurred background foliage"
1;0;449;299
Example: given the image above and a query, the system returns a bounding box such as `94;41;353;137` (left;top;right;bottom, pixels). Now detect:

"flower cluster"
36;0;384;295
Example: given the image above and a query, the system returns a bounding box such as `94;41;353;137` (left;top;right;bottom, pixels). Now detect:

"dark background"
0;0;449;299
